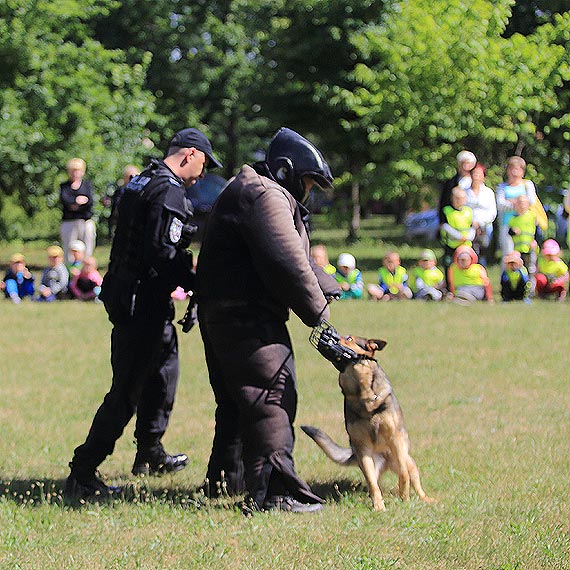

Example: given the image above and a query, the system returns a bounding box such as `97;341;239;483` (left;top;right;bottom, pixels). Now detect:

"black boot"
64;464;121;504
131;442;188;476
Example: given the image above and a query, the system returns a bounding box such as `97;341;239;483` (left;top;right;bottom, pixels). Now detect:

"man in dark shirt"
64;128;222;502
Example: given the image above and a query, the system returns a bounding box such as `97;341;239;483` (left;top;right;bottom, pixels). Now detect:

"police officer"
197;127;334;513
64;128;222;501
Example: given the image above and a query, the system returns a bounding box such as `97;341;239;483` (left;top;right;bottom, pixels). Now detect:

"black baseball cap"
169;128;223;169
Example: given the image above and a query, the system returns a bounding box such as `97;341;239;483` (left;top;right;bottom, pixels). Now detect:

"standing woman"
60;158;96;263
496;156;537;256
465;163;497;266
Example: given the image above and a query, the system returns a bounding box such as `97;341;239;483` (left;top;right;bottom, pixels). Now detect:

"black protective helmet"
266;128;334;202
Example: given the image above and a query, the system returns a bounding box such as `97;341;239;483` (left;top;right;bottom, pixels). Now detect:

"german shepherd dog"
302;336;434;511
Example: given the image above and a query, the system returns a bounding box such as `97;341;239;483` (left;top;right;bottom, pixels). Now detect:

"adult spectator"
495;156;537;256
197;128;334;513
438;150;477;224
465;163;497;266
59;158;96;263
64;128;221;502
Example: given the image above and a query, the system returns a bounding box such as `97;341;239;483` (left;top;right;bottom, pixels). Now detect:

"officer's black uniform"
68;159;195;483
197;128;335;512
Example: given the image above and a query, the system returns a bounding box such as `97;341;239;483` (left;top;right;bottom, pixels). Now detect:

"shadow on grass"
1;477;364;510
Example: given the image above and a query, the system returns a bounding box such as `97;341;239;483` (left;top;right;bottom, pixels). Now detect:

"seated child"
67;239;86;277
441;186;476;281
535;239;568;301
367;251;412;301
70;256;103;301
3;253;35;303
310;244;336;275
500;251;530;303
334;253;363;300
508;194;537;274
447;245;493;303
37;245;69;302
410;249;445;301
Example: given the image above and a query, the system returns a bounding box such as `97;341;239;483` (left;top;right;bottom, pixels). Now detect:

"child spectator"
310;244;336;275
535;239;568;302
411;249;446;301
334;253;363;300
70;256;103;301
441;186;476;281
368;251;412;301
508;195;537;273
3;253;35;303
37;245;69;302
447;245;493;304
67;240;86;277
500;251;531;303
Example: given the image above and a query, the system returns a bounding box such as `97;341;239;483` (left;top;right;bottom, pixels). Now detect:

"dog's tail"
301;425;356;466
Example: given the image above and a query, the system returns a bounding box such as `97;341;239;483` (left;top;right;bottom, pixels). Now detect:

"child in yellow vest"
535;239;568;301
500;251;531;303
410;249;445;301
440;186;476;283
447;245;493;304
508;194;537;274
335;253;364;300
367;251;412;301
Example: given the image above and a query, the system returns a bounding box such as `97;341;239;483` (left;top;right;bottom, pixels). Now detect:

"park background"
1;1;570;568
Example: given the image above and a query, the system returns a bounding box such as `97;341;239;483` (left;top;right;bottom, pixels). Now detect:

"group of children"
311;241;569;304
2;240;103;304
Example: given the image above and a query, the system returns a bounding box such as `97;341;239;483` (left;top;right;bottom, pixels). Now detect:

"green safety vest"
538;257;568;281
450;263;485;287
378;266;407;295
411;266;444;291
323;263;336;275
509;211;536;254
441;205;473;248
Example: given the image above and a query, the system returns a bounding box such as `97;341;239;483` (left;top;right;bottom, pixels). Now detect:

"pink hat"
541;239;560;256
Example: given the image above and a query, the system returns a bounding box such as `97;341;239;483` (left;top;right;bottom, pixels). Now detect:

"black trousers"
199;309;322;506
71;317;179;473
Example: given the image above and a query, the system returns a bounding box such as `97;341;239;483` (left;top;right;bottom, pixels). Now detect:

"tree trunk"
347;178;361;243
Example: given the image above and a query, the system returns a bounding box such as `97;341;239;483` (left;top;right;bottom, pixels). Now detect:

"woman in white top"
465;163;497;266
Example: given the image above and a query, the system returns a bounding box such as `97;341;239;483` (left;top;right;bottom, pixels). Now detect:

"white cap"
337;253;356;270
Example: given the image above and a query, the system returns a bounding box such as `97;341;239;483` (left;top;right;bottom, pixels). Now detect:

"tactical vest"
441;205;473;248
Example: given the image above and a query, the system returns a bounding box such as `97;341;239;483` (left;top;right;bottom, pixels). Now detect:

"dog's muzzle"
310;321;359;372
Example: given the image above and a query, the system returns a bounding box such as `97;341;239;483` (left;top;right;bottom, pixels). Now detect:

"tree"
0;0;157;240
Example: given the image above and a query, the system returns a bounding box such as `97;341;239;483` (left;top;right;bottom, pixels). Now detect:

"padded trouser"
71;318;179;472
199;311;322;505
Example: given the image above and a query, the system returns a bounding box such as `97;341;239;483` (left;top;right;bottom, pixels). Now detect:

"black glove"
177;293;198;333
309;320;359;372
179;223;199;249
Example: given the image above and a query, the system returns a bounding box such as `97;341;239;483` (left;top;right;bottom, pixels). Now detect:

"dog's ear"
366;339;387;353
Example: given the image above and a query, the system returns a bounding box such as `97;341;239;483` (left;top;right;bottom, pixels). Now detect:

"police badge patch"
169;217;183;243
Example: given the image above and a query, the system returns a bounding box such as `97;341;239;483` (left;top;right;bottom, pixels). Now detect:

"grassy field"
1;217;569;568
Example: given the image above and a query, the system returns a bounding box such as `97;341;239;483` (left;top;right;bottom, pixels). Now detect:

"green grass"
1;299;569;569
1;216;569;568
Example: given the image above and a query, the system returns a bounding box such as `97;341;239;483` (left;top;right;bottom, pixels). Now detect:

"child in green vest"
535;239;568;301
447;245;493;304
367;251;412;301
500;251;531;303
440;186;476;283
410;249;446;301
508;194;537;274
334;253;363;300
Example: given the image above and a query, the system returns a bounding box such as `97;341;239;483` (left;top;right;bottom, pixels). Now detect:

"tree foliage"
2;0;570;242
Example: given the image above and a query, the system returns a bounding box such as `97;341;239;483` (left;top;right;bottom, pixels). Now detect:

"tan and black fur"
302;336;434;511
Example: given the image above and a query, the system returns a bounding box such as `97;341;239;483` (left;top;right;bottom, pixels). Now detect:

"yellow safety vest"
450;263;485;287
378;266;408;295
509;211;536;254
441;205;473;248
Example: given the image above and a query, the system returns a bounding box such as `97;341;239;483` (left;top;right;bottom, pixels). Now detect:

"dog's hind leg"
391;436;411;501
407;455;435;503
357;452;385;511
